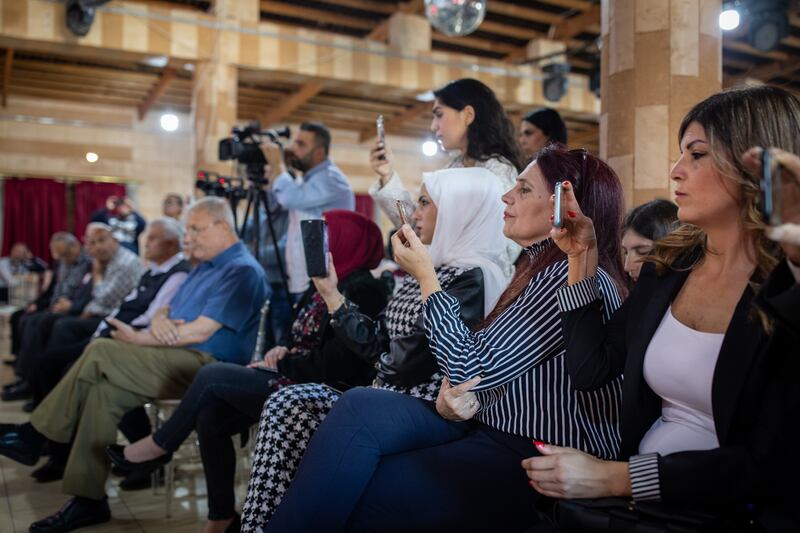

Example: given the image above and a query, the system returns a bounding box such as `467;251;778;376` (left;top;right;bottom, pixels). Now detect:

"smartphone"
376;115;385;145
553;181;565;229
760;148;782;225
396;200;408;225
301;219;329;278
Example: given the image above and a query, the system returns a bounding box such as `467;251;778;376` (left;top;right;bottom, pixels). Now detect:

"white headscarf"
423;166;511;315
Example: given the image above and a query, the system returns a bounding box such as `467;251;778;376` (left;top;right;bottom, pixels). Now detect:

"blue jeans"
266;387;540;532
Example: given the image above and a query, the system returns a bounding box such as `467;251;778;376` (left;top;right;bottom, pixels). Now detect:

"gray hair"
50;232;79;248
186;197;236;232
85;222;114;236
149;217;184;246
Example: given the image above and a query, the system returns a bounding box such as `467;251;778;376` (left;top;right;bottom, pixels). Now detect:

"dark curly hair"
433;78;523;172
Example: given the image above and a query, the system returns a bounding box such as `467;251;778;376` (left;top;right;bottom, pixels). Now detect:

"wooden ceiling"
2;0;800;153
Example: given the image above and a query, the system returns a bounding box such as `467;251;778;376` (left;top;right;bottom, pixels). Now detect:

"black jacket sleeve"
560;275;631;390
376;267;484;388
277;272;390;386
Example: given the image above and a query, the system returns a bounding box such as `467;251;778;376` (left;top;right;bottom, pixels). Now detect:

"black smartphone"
760;148;782;225
301;219;329;278
553;181;565;229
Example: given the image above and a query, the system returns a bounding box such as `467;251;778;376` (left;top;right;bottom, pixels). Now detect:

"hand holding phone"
301;219;330;278
553;182;565;229
377;115;385;146
396;200;410;246
760;148;783;226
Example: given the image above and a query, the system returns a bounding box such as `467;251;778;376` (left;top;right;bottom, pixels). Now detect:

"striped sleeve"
629;453;661;502
556;275;603;313
423;266;567;391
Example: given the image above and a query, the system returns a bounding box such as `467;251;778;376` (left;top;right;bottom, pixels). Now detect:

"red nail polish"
533;440;544;447
529;480;536;488
567;211;577;218
549;214;554;221
563;181;570;187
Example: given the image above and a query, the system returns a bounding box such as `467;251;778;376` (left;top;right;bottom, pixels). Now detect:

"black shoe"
119;466;164;491
3;378;23;390
0;424;44;466
225;513;241;533
31;458;65;483
110;465;127;477
22;400;35;413
104;444;172;474
2;380;31;401
29;497;111;532
2;357;16;366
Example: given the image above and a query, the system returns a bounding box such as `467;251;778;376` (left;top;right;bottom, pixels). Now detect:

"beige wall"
0;96;451;240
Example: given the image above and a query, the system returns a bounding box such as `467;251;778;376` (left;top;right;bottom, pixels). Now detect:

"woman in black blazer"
522;86;800;521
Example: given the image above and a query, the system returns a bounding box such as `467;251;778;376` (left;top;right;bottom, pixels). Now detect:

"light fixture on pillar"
424;0;486;37
747;0;789;51
719;4;741;31
542;63;570;103
160;113;179;132
65;0;111;37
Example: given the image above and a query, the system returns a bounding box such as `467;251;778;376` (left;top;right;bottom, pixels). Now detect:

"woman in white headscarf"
240;164;510;531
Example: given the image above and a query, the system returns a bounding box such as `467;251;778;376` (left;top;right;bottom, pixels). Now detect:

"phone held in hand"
396;199;408;226
301;219;330;278
553;181;565;229
760;148;783;225
376;115;385;145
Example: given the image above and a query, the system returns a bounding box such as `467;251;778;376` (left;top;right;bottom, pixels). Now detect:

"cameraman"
261;122;355;302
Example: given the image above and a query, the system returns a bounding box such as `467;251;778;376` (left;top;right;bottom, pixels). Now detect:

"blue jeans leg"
265;387;472;532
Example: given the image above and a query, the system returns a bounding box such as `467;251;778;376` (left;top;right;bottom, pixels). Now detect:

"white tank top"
639;306;725;456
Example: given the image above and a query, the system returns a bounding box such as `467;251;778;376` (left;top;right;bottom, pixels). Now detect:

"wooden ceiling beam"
260;81;326;126
549;3;601;41
488;2;564;25
3;48;14;108
137;66;177;120
313;0;396;15
260;1;375;31
433;33;519;55
727;57;800;87
358;100;430;142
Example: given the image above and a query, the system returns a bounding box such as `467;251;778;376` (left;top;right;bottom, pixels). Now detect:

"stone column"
192;0;259;175
601;0;722;207
388;13;431;53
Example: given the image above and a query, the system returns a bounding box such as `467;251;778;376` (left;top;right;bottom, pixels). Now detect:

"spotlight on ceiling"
85;152;99;163
422;140;439;157
542;63;571;103
747;0;789;52
719;8;741;31
65;0;112;37
160;113;179;132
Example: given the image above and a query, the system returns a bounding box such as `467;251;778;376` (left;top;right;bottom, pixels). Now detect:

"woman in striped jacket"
265;146;630;532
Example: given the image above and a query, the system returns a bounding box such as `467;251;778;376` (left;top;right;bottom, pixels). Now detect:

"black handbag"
553;498;761;533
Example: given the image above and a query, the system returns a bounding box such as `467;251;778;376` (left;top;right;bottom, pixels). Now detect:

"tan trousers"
29;337;214;500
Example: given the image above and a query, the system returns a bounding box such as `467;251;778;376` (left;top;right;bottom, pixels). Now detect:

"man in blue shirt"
262;121;355;301
0;197;268;532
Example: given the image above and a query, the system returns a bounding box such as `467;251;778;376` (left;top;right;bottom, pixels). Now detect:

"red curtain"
2;178;68;264
73;181;126;238
355;194;375;221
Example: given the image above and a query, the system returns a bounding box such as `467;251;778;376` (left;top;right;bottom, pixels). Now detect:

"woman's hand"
391;225;441;299
522;442;631;499
743;147;800;265
258;346;289;370
369;141;394;184
311;254;345;311
435;377;481;421
550;181;599;284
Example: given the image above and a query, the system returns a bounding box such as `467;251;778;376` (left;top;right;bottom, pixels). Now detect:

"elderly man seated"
0;197;269;533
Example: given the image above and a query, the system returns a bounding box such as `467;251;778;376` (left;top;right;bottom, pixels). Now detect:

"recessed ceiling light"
422;140;439;157
85;152;99;163
160;113;179;132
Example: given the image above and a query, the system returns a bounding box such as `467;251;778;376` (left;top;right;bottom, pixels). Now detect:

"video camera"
195;171;247;201
218;122;291;183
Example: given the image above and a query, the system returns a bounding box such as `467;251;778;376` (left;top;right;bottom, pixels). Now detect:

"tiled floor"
0;336;251;533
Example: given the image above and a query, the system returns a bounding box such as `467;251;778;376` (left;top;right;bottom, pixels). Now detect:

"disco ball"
424;0;487;37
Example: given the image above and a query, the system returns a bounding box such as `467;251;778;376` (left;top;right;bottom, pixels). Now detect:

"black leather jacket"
330;267;485;388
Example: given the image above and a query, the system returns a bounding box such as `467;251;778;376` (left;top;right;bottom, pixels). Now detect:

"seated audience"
162;193;184;220
106;210;388;533
261;146;628;532
621;199;679;281
0;197;268;533
241;166;513;530
90;195;147;254
518;107;568;162
521;86;800;529
0;242;47;301
369;78;523;273
8;223;143;406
